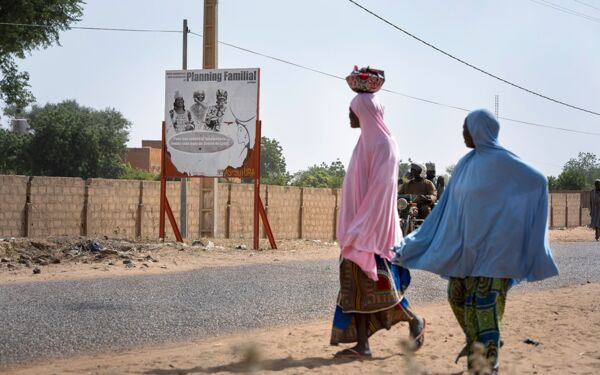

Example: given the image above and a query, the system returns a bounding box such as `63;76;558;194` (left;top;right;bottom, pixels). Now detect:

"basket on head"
346;66;385;93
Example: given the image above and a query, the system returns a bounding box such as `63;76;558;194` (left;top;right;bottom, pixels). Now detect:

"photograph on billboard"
164;68;259;177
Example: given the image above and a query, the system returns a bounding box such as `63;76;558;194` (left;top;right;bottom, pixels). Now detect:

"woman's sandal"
333;348;373;359
409;317;427;351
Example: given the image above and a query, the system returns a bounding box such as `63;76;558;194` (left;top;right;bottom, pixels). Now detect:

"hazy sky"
10;0;600;177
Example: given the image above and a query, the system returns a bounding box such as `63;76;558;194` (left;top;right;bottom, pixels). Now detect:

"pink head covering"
337;93;402;281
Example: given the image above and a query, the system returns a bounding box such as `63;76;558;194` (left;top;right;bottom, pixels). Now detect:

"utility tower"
494;94;500;118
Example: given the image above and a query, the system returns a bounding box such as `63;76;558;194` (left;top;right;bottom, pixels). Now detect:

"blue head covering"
394;109;558;282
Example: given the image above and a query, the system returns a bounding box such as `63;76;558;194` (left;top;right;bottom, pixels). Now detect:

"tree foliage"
120;163;158;181
259;136;290;185
0;0;83;111
291;160;346;188
550;152;600;191
0;128;30;174
398;159;411;180
4;100;131;179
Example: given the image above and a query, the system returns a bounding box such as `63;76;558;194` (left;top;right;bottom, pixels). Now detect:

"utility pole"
203;0;218;69
180;19;189;239
201;0;219;238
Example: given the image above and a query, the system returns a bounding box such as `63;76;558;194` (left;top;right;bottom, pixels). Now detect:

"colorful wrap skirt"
330;255;412;345
448;277;511;370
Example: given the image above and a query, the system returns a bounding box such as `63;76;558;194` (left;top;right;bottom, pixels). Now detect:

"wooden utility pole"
201;0;219;238
180;19;189;238
203;0;218;69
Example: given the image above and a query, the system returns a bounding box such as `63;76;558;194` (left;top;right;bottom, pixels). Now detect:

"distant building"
126;140;161;173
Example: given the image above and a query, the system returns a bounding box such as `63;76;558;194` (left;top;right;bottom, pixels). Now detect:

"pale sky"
10;0;600;177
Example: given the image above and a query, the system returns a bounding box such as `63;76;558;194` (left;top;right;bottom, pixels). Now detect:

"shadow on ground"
144;355;389;374
144;354;466;374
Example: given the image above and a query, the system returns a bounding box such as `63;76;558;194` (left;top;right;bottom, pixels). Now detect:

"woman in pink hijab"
331;92;425;358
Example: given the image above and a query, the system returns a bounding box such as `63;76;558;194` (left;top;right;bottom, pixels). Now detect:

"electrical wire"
347;0;600;116
529;0;600;23
1;21;597;136
188;31;600;137
573;0;600;12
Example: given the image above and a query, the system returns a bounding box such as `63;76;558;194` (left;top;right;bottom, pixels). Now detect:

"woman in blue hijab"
393;109;559;374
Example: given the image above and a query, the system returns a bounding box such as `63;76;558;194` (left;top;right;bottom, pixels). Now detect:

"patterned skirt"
448;277;511;369
330;255;412;345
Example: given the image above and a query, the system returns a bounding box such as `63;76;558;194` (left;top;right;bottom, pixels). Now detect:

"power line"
347;0;600;117
573;0;600;12
0;22;181;33
529;0;600;23
188;31;341;80
188;31;470;110
188;31;600;137
1;21;598;136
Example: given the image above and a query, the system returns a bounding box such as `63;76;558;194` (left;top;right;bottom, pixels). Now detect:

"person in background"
398;163;437;219
393;109;559;374
426;162;445;198
331;92;425;359
590;179;600;241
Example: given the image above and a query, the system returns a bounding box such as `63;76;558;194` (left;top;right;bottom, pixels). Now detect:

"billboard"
164;68;259;177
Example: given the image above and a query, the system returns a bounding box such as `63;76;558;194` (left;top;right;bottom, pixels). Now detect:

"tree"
547;175;558;191
0;0;83;112
291;160;346;188
398;159;412;180
555;168;587;190
259;137;290;185
0;128;30;174
446;164;456;176
120;164;158;181
21;100;130;179
562;152;600;188
549;152;600;190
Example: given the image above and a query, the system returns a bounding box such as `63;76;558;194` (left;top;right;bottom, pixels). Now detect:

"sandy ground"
0;238;338;284
0;227;595;285
1;227;598;374
3;282;599;375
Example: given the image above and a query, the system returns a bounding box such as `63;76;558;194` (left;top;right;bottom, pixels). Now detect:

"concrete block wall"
140;180;183;240
550;193;566;228
28;176;85;237
217;183;230;239
187;179;201;240
566;193;581;228
0;175;28;237
267;185;301;239
302;187;338;240
87;179;140;239
2;173;595;240
226;183;266;240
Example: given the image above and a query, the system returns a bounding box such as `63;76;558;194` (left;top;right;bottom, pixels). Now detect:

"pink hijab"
337;93;402;281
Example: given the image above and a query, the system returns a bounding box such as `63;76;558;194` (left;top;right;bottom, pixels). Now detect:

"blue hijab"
394;109;558;282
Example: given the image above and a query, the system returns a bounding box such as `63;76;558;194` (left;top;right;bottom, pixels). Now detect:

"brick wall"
87;179;140;239
0;175;28;237
267;185;302;239
140;180;183;240
225;183;267;239
28;176;85;237
2;173;592;240
302;187;338;240
217;183;230;239
126;148;161;173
